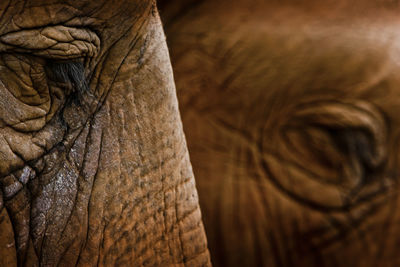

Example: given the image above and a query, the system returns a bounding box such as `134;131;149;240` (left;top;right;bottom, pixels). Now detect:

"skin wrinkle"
0;1;131;35
74;126;103;266
0;63;49;120
90;14;149;101
0;26;101;61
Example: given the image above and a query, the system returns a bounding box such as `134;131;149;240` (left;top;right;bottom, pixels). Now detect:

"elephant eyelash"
46;61;89;94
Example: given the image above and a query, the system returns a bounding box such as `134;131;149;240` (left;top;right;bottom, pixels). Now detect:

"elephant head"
159;0;400;266
0;1;210;266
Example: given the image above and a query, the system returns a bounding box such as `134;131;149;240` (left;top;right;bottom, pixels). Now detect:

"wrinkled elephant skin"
159;1;400;266
0;1;211;266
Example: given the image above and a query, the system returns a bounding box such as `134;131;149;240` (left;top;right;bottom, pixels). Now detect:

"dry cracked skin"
0;1;211;266
159;0;400;266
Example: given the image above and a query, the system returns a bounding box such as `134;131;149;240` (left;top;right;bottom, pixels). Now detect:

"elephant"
0;0;211;266
159;0;400;266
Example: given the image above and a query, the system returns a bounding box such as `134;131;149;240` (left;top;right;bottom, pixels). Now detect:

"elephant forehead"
0;0;153;35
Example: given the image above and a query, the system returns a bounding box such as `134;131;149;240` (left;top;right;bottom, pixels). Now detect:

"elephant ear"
262;100;391;211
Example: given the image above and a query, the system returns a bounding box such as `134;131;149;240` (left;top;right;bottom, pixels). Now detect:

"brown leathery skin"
0;1;211;266
159;1;400;266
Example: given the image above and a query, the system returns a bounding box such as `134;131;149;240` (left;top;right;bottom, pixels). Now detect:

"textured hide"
0;1;211;266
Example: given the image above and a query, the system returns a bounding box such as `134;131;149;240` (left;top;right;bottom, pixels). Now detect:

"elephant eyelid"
0;26;100;60
46;61;89;94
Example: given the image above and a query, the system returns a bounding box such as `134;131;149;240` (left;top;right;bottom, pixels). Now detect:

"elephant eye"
0;52;91;132
46;61;89;94
0;25;98;105
261;100;391;211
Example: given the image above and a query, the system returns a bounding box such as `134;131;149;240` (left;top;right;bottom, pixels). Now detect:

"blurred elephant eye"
261;100;391;211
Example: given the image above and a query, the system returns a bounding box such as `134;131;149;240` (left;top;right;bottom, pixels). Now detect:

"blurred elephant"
0;0;211;266
159;0;400;266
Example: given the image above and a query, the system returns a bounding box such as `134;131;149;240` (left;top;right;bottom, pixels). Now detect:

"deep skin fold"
0;1;211;266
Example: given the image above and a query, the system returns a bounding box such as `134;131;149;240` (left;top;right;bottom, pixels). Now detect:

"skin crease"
0;0;211;266
159;0;400;266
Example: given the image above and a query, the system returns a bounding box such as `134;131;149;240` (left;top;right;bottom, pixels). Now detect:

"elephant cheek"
73;16;210;266
0;204;18;267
